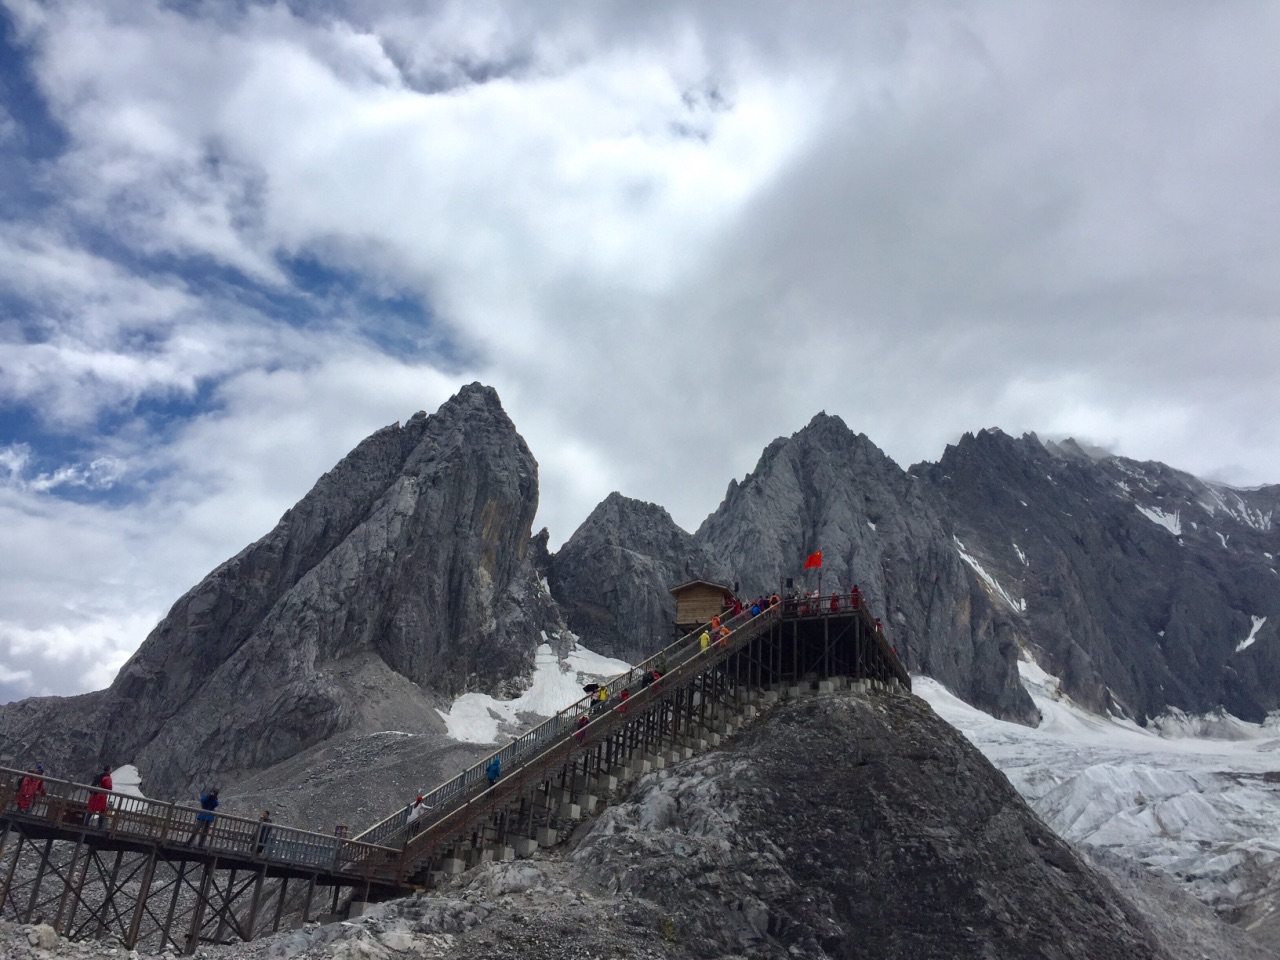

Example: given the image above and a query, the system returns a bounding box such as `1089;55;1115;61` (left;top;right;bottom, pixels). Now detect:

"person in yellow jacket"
699;630;711;651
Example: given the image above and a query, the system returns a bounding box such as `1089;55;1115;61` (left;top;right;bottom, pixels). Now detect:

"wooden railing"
0;768;399;879
353;603;783;852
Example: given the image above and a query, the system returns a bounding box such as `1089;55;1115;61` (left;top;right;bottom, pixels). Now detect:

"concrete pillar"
535;827;558;846
629;758;652;777
558;802;581;820
441;858;466;876
644;754;665;771
817;680;835;694
515;838;539;857
348;902;372;918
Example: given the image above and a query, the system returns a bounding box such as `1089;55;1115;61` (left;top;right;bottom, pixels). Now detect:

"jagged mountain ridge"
3;385;1279;812
694;412;1036;722
916;428;1280;721
0;384;569;798
552;415;1280;725
547;492;732;662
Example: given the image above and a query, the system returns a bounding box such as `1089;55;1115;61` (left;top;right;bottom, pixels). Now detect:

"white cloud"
2;0;1280;699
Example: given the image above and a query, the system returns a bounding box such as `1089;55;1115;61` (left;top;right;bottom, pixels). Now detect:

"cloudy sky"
1;0;1278;703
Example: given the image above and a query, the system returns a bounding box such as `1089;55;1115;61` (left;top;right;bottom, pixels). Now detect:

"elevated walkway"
0;594;907;952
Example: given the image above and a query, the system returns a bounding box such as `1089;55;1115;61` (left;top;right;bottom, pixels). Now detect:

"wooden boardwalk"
1;594;908;953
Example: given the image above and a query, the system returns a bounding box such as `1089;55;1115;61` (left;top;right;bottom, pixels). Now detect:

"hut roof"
668;579;736;598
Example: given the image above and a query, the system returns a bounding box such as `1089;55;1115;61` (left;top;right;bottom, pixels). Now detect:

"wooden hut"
669;579;737;636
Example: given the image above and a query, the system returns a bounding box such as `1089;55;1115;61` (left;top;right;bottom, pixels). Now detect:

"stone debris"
2;689;1270;959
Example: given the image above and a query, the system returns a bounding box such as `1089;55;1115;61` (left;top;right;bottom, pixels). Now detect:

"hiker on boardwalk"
829;593;840;613
406;796;429;824
255;811;273;855
486;756;502;786
575;714;590;743
699;629;711;652
186;788;219;847
86;765;111;829
15;765;47;812
850;584;861;609
618;688;630;713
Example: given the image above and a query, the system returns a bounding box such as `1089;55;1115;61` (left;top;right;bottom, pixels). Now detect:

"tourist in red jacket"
15;765;47;812
87;765;111;828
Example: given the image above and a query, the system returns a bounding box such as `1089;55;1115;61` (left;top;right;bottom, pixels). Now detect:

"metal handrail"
389;605;783;879
353;601;782;849
0;767;400;878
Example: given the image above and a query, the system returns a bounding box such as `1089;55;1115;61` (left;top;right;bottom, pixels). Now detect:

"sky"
1;0;1278;704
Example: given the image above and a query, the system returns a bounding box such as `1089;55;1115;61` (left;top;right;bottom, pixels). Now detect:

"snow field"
916;659;1280;918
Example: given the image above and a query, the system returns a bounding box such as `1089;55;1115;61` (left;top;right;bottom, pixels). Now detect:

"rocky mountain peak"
695;423;1035;723
548;492;729;662
0;383;564;798
919;427;1280;722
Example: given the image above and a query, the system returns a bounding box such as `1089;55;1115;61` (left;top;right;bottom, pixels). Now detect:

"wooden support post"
161;860;187;953
184;858;215;956
25;838;54;922
271;876;288;934
93;848;126;938
213;867;236;944
125;850;158;949
0;832;24;914
302;873;317;924
53;835;84;932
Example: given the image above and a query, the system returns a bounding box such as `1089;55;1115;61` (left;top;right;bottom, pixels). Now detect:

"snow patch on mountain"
1202;486;1275;532
436;642;631;743
1237;616;1267;653
110;763;144;798
953;536;1025;612
1138;505;1182;536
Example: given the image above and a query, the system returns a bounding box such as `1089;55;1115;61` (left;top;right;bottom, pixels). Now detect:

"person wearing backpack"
485;756;502;786
186;788;220;847
86;765;111;829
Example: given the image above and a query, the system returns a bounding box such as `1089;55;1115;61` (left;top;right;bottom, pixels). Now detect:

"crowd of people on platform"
6;767;285;859
10;763;113;827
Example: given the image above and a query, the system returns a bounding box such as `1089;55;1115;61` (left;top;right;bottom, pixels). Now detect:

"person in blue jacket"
185;788;219;847
485;756;501;786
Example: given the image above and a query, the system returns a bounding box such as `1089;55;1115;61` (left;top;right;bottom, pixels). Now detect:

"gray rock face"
260;690;1180;960
913;429;1280;722
0;383;567;797
548;492;731;662
694;413;1036;722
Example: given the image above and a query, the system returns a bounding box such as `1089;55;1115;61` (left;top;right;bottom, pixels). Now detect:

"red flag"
803;550;823;569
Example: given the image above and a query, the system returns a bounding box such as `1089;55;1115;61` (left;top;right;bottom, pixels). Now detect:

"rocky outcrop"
695;413;1036;722
0;384;568;797
914;429;1280;722
205;689;1194;960
548;493;730;662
